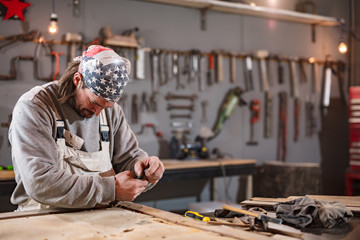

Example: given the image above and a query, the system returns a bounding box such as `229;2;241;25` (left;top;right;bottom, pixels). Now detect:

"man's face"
73;73;114;118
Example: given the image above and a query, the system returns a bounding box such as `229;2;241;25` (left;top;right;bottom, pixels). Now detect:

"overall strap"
99;109;109;142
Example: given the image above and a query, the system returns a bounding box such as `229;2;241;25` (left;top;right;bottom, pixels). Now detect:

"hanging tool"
243;56;254;91
277;92;287;162
320;55;332;116
165;93;198;102
207;53;214;86
184;211;210;222
167;104;194;111
214;50;224;83
294;98;301;142
150;49;160;92
264;91;273;139
289;58;300;98
298;57;308;84
50;51;64;81
255;50;269;92
210;87;246;140
135;47;146;80
149;92;158;112
199;54;207;91
229;52;236;83
246;99;260;146
140;92;150;112
289;58;301;141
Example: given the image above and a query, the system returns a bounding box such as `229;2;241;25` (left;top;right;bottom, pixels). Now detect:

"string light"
48;0;58;35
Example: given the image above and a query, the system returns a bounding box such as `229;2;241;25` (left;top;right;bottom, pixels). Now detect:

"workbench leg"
210;178;217;201
245;175;253;199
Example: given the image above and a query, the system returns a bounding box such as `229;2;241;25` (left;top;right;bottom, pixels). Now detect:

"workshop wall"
0;0;349;210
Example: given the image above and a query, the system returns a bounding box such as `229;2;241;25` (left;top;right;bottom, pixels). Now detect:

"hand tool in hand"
246;99;260;146
136;168;154;192
184;211;210;222
222;204;282;224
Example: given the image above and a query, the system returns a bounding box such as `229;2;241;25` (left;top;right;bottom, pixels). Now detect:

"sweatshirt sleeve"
109;105;148;174
9;99;115;208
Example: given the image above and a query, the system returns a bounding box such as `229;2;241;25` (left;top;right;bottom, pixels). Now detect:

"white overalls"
18;108;113;211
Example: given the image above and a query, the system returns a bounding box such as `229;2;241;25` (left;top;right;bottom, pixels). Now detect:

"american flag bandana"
78;45;131;102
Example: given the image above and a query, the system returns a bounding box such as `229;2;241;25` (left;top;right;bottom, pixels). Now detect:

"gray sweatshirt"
9;81;148;208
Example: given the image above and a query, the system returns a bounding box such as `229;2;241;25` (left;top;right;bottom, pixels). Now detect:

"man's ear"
73;72;82;87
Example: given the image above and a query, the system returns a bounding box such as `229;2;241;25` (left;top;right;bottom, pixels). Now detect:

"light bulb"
338;41;348;54
48;13;58;35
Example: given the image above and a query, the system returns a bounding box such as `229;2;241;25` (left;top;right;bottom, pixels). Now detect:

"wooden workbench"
0;202;270;240
0;170;15;181
137;159;256;202
0;159;256;209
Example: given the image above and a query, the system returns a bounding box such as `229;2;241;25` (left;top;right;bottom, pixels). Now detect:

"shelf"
139;0;340;26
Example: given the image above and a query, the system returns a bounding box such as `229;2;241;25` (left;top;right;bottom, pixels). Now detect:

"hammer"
222;204;282;225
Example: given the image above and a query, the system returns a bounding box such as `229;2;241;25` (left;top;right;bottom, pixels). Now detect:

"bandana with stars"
78;45;130;102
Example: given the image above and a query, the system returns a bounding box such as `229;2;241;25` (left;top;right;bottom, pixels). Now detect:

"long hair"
58;61;80;104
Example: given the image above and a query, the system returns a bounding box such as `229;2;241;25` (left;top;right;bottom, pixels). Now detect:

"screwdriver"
184;211;210;222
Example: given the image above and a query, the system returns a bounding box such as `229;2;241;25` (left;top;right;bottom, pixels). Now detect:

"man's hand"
114;170;148;201
134;156;164;184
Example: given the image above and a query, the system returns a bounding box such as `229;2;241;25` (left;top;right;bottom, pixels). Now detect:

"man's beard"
79;108;95;118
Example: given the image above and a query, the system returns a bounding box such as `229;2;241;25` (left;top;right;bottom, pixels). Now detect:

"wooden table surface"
0;202;270;240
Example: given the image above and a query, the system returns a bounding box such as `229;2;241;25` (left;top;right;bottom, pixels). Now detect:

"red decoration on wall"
0;0;31;22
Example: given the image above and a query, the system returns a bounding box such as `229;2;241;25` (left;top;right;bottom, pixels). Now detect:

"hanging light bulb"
48;13;58;35
337;18;347;54
338;40;348;54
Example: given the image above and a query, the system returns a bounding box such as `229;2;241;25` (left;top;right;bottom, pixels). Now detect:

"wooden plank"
0;207;239;240
162;159;256;170
250;196;360;208
243;196;360;215
0;170;15;181
118;201;273;240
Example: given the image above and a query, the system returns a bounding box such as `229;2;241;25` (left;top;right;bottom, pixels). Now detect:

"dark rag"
274;195;353;229
274;195;317;228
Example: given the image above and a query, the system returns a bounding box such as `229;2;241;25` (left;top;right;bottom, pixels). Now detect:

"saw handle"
222;204;259;218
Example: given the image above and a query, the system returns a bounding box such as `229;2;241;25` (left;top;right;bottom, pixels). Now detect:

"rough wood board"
0;207;238;240
118;201;273;240
250;196;360;208
162;159;256;170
